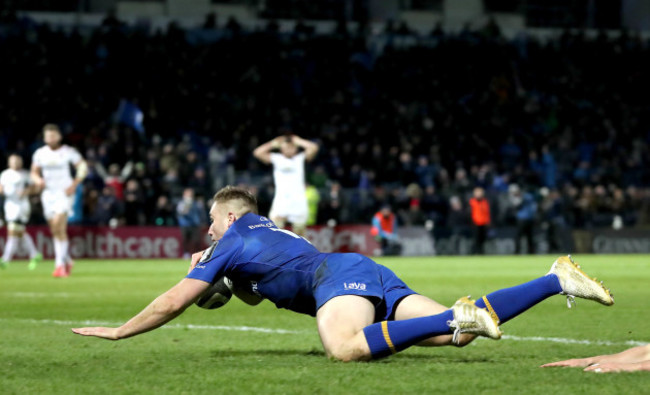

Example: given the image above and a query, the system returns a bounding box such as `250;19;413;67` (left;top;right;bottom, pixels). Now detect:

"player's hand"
272;136;285;146
188;250;204;274
65;184;76;196
540;357;596;368
584;362;633;373
71;327;121;340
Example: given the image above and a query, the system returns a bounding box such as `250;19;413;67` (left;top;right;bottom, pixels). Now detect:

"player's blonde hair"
213;186;258;216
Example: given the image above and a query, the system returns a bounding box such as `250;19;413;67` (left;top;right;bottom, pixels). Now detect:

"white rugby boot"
548;255;614;308
447;296;502;344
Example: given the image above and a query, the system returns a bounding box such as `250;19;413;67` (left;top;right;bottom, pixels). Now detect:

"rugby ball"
195;276;233;309
231;280;264;306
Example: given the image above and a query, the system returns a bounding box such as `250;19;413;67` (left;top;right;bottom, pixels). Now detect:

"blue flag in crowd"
115;99;145;134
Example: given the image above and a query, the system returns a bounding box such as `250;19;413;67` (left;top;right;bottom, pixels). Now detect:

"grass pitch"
1;254;648;394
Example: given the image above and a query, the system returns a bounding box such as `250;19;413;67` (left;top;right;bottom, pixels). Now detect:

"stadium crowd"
1;12;650;235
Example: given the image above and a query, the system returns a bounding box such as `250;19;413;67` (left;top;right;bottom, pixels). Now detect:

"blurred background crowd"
1;10;650;236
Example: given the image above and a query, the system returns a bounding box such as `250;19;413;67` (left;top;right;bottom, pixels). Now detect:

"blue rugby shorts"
313;253;417;322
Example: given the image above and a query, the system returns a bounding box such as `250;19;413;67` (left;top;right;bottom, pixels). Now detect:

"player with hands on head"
31;123;88;277
253;133;318;237
73;186;614;362
541;344;650;373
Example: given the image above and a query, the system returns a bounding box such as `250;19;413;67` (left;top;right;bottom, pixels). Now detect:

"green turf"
1;255;648;394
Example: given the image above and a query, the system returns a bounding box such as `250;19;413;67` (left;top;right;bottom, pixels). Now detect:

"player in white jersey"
31;124;88;277
253;134;319;237
0;154;42;269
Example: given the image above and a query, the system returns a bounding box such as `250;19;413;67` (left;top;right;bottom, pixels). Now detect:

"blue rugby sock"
474;274;562;325
362;310;454;359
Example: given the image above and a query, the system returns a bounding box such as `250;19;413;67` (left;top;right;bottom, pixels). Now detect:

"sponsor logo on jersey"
260;216;269;221
343;282;367;291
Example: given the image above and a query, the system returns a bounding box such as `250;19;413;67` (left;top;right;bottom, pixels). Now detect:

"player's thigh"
394;294;455;347
7;222;24;237
49;213;68;234
394;294;449;320
316;295;375;360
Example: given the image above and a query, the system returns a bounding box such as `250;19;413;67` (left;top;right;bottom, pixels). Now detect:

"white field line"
502;335;647;347
2;318;647;346
1;318;304;334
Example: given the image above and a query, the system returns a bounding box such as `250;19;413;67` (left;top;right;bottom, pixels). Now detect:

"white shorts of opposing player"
269;194;308;225
41;189;74;220
4;199;30;224
1;201;40;264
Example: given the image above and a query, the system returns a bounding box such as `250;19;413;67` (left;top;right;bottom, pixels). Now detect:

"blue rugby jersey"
187;213;328;316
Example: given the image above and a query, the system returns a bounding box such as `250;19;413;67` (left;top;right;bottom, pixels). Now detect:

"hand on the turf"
584;362;635;373
72;327;120;340
188;251;204;274
540;357;595;368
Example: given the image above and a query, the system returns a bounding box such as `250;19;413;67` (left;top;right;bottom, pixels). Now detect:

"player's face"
8;155;22;170
208;202;230;241
44;130;62;148
280;141;298;157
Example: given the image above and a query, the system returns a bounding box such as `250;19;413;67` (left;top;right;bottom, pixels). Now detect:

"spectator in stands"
153;195;176;226
176;188;205;259
187;167;210;199
1;16;650;234
123;179;146;225
320;182;345;225
370;204;401;256
469;187;491;254
94;162;133;201
399;183;427;226
537;188;562;252
509;184;538;254
305;183;320;226
93;186;122;226
414;155;436;188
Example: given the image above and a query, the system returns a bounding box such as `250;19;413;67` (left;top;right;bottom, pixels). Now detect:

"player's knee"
326;346;371;362
7;222;25;234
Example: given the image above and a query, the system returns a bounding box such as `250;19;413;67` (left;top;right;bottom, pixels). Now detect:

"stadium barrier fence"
1;225;649;258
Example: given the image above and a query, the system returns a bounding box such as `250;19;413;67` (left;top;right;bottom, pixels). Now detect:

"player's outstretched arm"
72;278;210;340
541;345;650;368
540;357;600;368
